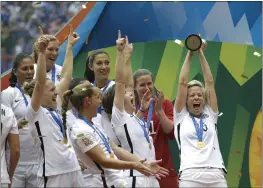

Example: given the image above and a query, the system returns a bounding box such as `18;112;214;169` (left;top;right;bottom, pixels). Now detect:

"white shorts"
179;168;227;188
11;164;38;187
83;174;127;188
125;176;160;188
37;170;85;188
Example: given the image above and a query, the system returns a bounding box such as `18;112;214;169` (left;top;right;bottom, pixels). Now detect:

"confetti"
144;18;149;22
238;171;242;177
82;4;87;9
241;74;249;79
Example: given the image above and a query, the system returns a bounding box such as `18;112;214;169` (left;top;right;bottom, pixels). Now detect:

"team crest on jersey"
81;137;93;146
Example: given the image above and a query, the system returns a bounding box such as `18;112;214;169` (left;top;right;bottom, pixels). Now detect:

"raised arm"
31;30;48;112
124;36;134;89
197;47;218;112
114;30;126;112
58;25;80;100
175;51;194;113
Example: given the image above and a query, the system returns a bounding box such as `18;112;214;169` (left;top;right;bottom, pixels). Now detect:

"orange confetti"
238;171;242;177
232;151;241;154
241;74;248;79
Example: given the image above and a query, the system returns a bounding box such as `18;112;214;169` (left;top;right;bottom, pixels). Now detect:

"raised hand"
38;26;44;36
140;89;154;112
154;90;164;113
124;35;133;60
68;24;80;47
143;159;169;179
38;36;49;53
116;30;126;52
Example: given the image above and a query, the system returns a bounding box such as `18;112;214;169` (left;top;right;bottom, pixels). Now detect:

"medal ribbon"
51;65;56;83
93;80;111;114
49;110;65;136
190;116;204;142
134;115;151;146
78;114;113;155
15;84;28;106
137;100;154;131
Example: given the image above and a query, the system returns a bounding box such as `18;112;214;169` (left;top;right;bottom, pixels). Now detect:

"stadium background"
1;2;262;187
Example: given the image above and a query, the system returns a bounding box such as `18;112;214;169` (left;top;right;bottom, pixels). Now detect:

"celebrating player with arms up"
174;42;227;187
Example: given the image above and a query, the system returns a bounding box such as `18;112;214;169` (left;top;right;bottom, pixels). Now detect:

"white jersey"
111;105;155;177
1;104;19;184
99;80;121;145
69;117;124;187
25;104;80;177
1;86;39;165
173;105;226;172
66;109;102;147
33;63;62;86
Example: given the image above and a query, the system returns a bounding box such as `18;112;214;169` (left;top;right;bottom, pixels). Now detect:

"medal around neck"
198;141;204;148
185;34;202;51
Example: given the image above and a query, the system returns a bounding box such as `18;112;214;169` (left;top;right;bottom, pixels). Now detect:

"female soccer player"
23;26;85;187
133;69;178;188
32;27;62;86
102;31;168;187
174;45;227;187
0;104;20;188
84;44;120;146
63;32;168;187
1;52;39;187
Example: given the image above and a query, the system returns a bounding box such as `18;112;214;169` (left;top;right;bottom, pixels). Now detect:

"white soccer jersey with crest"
111;105;156;177
69;117;124;187
25;104;80;177
1;104;19;184
33;63;62;86
173;105;226;172
1;86;39;164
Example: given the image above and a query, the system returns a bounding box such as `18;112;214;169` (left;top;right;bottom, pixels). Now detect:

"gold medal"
110;153;115;158
149;143;152;150
198;141;204;148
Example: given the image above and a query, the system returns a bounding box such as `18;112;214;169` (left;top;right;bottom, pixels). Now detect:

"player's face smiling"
41;79;58;109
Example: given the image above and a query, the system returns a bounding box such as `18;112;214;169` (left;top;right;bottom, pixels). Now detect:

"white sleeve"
8;109;19;135
173;106;188;127
26;103;41;122
1;88;14;108
111;105;126;127
72;131;99;153
204;105;220;124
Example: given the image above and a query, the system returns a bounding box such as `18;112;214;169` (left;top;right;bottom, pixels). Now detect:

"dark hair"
62;83;95;143
102;84;116;115
133;69;154;106
84;50;109;83
9;53;33;87
69;78;88;90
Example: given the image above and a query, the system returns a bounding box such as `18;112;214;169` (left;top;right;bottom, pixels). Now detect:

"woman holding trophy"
174;34;228;187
